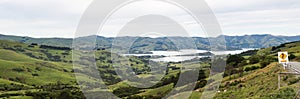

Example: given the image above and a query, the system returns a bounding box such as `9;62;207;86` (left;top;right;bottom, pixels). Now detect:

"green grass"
189;91;202;99
0;59;75;85
215;63;294;98
0;49;35;62
138;83;174;96
108;81;131;91
213;41;300;98
0;78;32;88
7;96;33;99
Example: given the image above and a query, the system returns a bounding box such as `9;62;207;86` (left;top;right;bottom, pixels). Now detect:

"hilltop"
1;34;300;53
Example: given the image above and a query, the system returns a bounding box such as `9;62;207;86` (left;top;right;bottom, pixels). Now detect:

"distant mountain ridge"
0;34;300;53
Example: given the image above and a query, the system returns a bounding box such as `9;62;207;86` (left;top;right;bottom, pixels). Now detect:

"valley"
0;37;299;98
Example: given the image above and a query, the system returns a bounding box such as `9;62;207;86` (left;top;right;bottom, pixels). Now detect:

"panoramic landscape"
0;34;300;98
0;0;300;99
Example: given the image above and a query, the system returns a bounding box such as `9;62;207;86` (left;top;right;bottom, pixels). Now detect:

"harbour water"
123;48;258;62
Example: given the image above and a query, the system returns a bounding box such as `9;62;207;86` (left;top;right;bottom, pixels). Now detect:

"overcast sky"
0;0;299;38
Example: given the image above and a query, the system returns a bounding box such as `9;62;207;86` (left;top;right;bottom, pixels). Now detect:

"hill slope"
0;40;153;98
1;39;300;98
1;34;300;53
214;41;300;98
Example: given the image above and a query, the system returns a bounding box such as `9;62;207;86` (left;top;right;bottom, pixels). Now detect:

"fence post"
278;73;280;90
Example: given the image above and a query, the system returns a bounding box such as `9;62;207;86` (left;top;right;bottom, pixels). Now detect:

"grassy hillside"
0;40;97;98
174;41;300;99
0;42;76;84
0;39;300;98
214;41;300;98
0;49;35;62
214;64;299;99
0;40;160;98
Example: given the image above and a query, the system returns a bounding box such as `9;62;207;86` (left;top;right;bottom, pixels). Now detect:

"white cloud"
205;0;300;36
0;0;92;38
0;0;299;37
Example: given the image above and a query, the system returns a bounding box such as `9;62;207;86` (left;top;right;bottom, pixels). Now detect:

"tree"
58;90;72;99
249;55;260;64
225;64;234;79
260;60;270;68
238;60;247;77
260;56;275;68
227;55;245;68
194;80;207;90
271;46;276;51
289;53;296;60
198;69;206;80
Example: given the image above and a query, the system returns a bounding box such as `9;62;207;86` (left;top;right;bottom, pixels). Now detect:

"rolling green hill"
0;39;300;98
0;40;154;98
2;34;300;53
0;40;97;98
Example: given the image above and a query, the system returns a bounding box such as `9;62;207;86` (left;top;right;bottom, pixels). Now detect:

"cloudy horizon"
0;0;299;38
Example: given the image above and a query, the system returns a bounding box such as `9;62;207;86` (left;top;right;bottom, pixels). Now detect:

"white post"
278;73;280;90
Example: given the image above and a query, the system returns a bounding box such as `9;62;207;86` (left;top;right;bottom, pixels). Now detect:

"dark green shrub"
12;68;25;72
263;88;296;99
249;55;260;64
288;77;300;85
194;80;207;90
113;86;140;97
289;53;296;60
260;60;271;68
32;73;39;76
245;66;260;72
